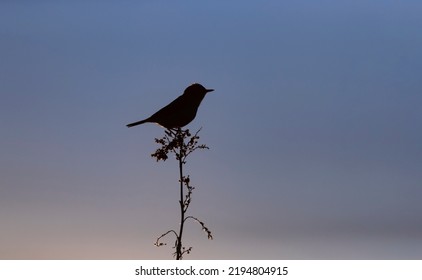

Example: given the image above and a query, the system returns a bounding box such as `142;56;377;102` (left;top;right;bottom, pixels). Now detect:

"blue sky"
1;1;422;259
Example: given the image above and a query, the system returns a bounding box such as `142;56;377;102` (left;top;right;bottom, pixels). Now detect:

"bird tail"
126;119;148;128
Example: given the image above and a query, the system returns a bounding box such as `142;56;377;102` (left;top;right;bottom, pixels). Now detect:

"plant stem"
176;134;184;260
151;128;212;259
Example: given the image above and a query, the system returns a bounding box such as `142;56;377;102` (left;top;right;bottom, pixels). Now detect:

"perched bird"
126;83;214;129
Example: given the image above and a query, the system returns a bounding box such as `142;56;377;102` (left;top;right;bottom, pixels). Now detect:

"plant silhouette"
151;128;213;260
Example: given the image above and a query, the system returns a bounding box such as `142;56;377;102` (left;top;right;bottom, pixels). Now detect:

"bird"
126;83;214;129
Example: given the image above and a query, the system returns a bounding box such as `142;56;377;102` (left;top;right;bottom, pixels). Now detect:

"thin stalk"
151;128;212;259
176;134;184;260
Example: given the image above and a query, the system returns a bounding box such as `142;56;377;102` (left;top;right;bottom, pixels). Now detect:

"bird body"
127;83;213;129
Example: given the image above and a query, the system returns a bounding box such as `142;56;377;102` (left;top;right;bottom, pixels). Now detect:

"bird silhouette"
126;83;214;129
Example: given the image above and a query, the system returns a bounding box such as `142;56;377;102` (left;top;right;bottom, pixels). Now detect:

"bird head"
184;83;214;96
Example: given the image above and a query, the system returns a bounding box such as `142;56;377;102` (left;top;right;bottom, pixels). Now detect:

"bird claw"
165;128;180;137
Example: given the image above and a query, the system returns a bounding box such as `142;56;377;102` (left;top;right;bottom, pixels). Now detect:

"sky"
1;1;422;259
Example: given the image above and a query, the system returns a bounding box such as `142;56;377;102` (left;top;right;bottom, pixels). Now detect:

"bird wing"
148;94;185;121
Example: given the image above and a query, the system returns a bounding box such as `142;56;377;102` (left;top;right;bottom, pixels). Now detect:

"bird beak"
206;89;214;93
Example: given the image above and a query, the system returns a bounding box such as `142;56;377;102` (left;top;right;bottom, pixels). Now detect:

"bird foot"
165;128;180;137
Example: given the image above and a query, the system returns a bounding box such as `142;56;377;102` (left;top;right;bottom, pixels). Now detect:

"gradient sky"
1;1;422;259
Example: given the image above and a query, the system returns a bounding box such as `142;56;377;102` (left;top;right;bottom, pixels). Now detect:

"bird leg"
165;129;176;137
165;128;182;138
